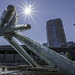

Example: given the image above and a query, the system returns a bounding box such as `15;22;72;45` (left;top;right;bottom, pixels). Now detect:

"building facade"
0;45;46;65
46;18;67;47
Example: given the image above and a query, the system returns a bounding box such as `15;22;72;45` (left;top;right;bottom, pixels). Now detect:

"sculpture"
0;5;75;75
0;5;39;67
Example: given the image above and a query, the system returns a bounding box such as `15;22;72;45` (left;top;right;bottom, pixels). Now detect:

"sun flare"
16;2;39;23
19;3;36;20
24;4;32;15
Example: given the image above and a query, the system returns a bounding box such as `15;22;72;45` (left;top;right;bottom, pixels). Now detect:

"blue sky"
0;0;75;45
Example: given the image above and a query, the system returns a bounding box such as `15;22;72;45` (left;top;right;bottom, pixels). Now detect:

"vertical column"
3;51;7;63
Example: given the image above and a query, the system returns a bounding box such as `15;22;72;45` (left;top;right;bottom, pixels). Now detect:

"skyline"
0;0;75;45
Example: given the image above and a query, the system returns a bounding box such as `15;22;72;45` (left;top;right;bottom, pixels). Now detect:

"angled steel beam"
14;32;75;75
4;36;39;67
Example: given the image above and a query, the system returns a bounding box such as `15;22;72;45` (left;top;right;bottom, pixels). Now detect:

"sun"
19;3;36;20
16;2;39;23
25;5;32;15
24;4;32;15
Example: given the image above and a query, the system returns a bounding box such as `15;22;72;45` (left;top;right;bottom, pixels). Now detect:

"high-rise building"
46;18;67;47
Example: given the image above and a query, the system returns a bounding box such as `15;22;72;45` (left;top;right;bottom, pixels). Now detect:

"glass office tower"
46;18;67;47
